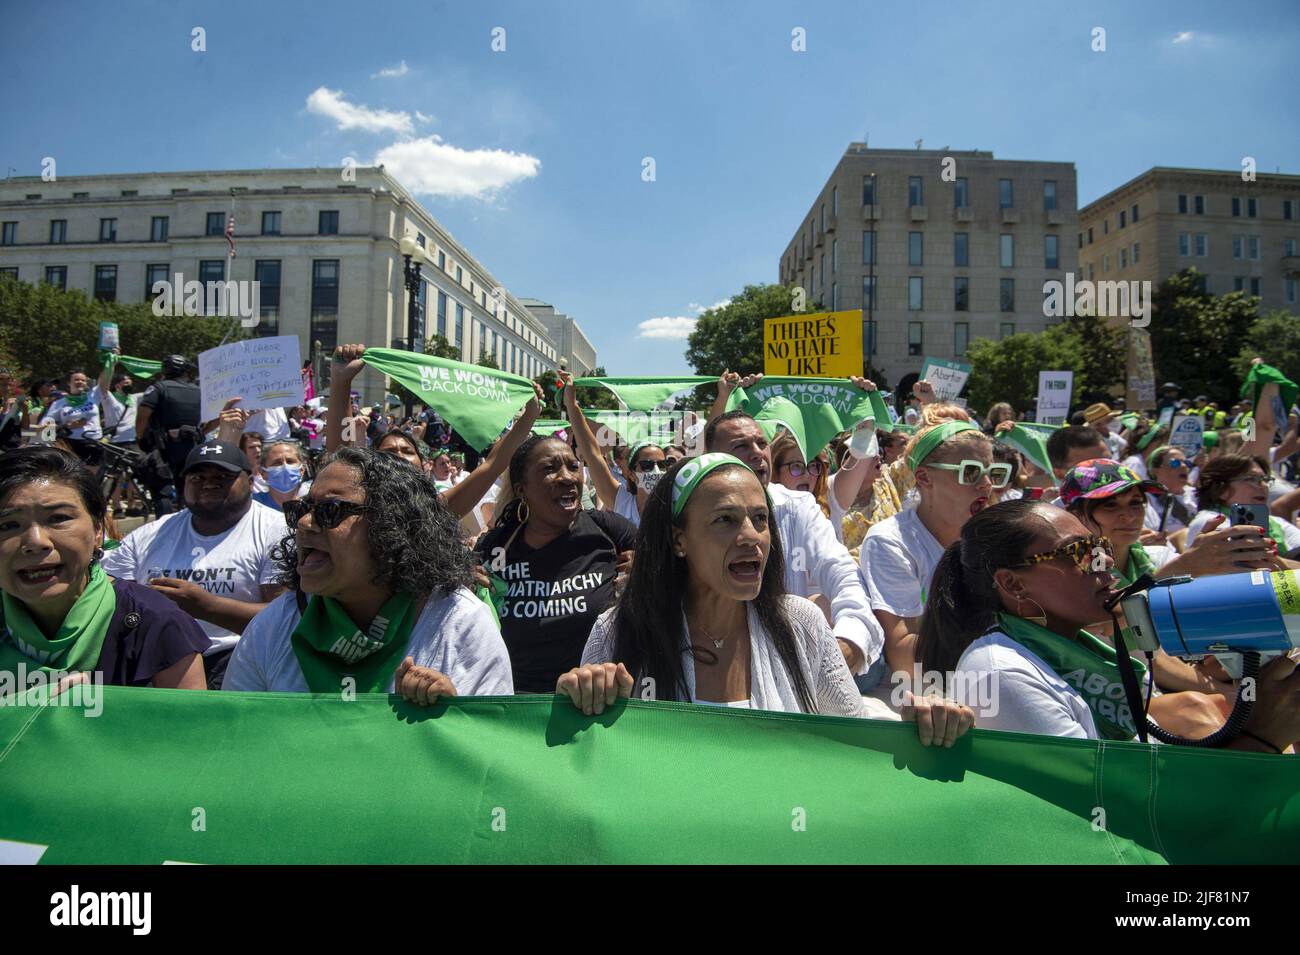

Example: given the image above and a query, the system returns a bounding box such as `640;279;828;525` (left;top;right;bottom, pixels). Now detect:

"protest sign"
97;321;119;350
1157;406;1175;429
763;310;862;378
1169;414;1205;458
1126;328;1156;408
1036;371;1073;426
198;336;304;421
919;357;972;401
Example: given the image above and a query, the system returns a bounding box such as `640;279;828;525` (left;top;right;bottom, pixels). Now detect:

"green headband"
1145;444;1174;473
1135;427;1164;452
627;439;664;465
907;420;980;471
671;453;754;518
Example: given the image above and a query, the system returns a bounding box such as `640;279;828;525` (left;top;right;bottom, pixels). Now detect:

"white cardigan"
582;595;866;717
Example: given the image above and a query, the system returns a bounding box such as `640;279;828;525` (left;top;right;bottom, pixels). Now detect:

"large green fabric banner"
0;689;1295;863
572;376;715;412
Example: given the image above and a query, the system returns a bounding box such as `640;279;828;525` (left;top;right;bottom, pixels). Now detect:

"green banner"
359;348;536;451
572;376;714;412
997;424;1054;475
2;689;1294;863
727;377;887;460
530;419;572;437
582;409;678;447
100;352;162;379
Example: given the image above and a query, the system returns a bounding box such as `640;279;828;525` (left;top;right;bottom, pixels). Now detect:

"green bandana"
1241;362;1298;416
290;592;419;694
571;376;714;412
358;348;537;452
1145;444;1174;473
1118;413;1139;431
582;409;677;448
0;563;116;677
997;612;1146;741
726;377;891;454
671;453;753;517
100;352;162;379
530;419;571;437
61;391;91;409
1135;427;1164;452
907;420;979;471
1115;542;1157;590
996;424;1053;475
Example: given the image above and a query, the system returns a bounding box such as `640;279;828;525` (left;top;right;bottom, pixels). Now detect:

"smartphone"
1229;503;1270;528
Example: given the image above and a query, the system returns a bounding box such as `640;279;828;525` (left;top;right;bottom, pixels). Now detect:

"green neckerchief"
996;611;1146;741
290;592;419;693
1214;506;1288;548
1114;542;1157;590
61;391;91;409
0;563;116;677
1240;361;1298;416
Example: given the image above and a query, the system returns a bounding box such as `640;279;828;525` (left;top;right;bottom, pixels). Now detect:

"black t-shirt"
140;379;202;430
475;509;637;693
93;578;212;685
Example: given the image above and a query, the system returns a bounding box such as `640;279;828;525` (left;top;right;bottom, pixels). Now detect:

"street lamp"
398;235;434;418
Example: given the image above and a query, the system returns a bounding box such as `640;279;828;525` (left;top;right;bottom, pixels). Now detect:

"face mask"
265;464;304;494
637;469;665;494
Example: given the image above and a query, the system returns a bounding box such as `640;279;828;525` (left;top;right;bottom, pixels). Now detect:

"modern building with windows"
515;298;598;375
1078;167;1300;312
0;167;574;403
778;144;1077;388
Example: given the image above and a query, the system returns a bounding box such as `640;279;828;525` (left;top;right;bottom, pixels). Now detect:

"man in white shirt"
102;440;286;688
705;411;883;678
244;406;291;442
40;365;109;465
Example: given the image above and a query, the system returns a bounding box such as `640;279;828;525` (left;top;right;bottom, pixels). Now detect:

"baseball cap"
1058;459;1162;509
182;441;252;477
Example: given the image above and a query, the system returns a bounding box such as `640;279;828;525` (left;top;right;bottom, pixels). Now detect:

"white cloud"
373;135;540;199
306;86;414;135
1172;31;1195;44
415;111;435;124
372;60;410;79
637;316;698;340
689;299;731;314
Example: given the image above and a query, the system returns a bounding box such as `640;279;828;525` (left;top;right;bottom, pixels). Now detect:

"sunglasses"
283;499;366;531
1011;535;1114;573
923;459;1012;488
635;459;666;473
780;460;824;478
1161;459;1190;470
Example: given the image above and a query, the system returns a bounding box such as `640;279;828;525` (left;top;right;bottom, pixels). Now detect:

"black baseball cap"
162;355;193;375
182;441;252;477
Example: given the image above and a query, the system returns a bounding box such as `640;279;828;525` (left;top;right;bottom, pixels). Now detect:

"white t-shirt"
223;588;514;695
955;630;1098;739
613;484;641;527
101;391;140;443
1120;454;1147;479
1185;509;1300;551
101;503;286;653
244;406;290;441
860;507;946;618
40;386;103;441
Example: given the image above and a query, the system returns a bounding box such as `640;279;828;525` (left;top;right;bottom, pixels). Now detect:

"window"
1000;234;1014;268
1232;236;1244;259
99;218;116;242
1248;236;1260;260
1232;197;1241;217
416;232;425;248
954;277;969;312
954;177;969;208
0;268;17;281
862;231;876;265
908;277;923;311
820;204;825;233
864;319;876;356
146;263;169;300
0;222;14;245
150;216;168;242
1087;227;1093;245
1119;210;1127;229
254;260;281;336
998;179;1013;208
1103;219;1109;235
1284;200;1294;221
50;219;67;244
1195;274;1208;294
437;291;448;340
819;253;825;286
1234;277;1245;292
862;175;876;206
954;322;969;356
1195;234;1208;256
1103;254;1109;273
199;259;225;286
311;259;340;352
1119;248;1127;269
832;185;838;216
831;282;838;310
1088;263;1095;280
832;238;838;272
1288;279;1297;305
438;250;446;271
909;231;923;267
456;265;463;285
862;276;876;310
1194;195;1205;215
456;303;466;345
1133;241;1140;264
1179;233;1190;256
206;212;224;236
1044;181;1058;211
94;265;117;302
1000;278;1014;312
1000;322;1015;339
1285;238;1297;256
1077;232;1084;250
1250;277;1261;296
261;211;281;235
908;321;923;356
44;266;66;290
1178;194;1188;214
1247;198;1257;218
954;232;969;267
318;210;339;235
1131;203;1139;222
909;176;923;207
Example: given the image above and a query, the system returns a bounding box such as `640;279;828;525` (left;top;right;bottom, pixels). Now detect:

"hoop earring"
517;500;530;525
1016;595;1048;629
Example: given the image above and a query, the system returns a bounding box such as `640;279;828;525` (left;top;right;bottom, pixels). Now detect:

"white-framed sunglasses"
923;459;1012;488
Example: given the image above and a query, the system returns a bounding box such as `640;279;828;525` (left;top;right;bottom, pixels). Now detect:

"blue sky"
2;0;1296;374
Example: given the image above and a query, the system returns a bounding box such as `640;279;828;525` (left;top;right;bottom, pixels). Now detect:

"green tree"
1231;309;1300;383
421;333;460;360
476;349;500;370
1056;312;1127;407
966;331;1084;414
1149;268;1258;402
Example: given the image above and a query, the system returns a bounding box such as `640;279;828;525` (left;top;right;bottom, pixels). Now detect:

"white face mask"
637;468;665;494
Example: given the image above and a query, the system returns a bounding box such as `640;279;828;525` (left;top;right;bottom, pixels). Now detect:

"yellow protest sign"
763;310;863;378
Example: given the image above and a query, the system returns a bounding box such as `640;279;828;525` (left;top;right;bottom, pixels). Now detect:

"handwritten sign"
1036;371;1074;426
198;336;304;421
1126;328;1156;408
98;322;119;350
1169;414;1204;458
763;310;862;378
919;356;972;401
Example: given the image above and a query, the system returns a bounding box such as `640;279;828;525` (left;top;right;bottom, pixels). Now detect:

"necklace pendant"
712;638;724;649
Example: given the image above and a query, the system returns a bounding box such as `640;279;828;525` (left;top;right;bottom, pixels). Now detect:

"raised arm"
97;347;118;395
442;382;544;518
559;371;620;510
831;376;880;511
324;344;367;453
1240;359;1278;459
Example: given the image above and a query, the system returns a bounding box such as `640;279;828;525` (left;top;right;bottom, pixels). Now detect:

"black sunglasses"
283;499;366;530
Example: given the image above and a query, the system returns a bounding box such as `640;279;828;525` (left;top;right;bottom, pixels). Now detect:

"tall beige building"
1078;167;1300;312
779;144;1078;392
516;298;598;375
0;167;576;402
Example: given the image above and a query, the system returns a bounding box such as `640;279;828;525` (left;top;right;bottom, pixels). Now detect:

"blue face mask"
265;464;303;494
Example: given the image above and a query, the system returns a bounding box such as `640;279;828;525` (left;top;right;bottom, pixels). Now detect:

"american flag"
225;214;236;259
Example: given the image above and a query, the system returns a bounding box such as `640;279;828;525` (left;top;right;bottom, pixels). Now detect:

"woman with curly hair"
223;447;513;699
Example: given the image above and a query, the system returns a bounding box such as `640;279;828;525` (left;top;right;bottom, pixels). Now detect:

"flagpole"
216;188;240;346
